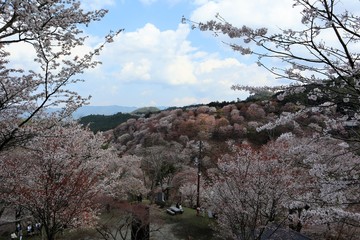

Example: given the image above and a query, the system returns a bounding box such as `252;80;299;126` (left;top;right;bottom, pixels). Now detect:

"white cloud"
4;42;38;71
86;21;280;106
119;59;152;81
196;58;240;74
171;96;209;106
97;23;199;84
165;56;197;84
191;0;301;30
194;60;279;94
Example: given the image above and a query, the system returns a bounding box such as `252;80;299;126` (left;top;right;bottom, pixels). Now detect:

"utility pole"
196;140;202;208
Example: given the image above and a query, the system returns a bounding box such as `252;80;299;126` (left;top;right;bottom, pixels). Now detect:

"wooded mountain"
78;112;138;133
73;105;138;118
78;106;166;133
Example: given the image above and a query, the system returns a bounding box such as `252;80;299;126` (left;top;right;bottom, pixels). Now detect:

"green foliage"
158;162;176;183
208;100;238;108
78;112;137;133
245;90;274;102
246;127;271;146
132;107;161;116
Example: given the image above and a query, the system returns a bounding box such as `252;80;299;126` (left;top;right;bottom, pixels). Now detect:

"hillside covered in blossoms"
108;92;352;156
1;0;360;239
99;92;360;239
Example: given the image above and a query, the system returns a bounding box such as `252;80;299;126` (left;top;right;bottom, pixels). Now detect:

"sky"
8;0;360;107
78;0;297;107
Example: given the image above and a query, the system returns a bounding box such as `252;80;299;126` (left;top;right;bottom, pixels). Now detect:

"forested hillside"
78;106;165;133
78;112;137;133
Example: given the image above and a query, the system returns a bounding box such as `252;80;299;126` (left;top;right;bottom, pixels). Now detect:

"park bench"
166;206;184;215
166;209;176;215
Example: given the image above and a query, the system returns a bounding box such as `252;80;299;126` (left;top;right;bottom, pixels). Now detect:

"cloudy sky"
10;0;359;107
72;0;303;107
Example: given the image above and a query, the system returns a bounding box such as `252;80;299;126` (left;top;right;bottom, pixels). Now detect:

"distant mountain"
48;105;170;119
72;105;138;119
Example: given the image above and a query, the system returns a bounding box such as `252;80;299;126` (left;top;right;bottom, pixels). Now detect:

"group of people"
11;222;41;239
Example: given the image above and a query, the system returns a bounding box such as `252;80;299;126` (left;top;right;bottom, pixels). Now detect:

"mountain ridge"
72;105;138;118
49;105;169;119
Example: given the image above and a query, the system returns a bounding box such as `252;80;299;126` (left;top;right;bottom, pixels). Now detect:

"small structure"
155;192;166;207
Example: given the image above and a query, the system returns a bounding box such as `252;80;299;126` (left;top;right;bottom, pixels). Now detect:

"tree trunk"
131;205;149;240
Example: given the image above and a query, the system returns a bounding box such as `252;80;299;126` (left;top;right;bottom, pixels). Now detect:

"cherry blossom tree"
98;155;147;201
170;165;205;208
204;141;295;240
95;200;151;240
0;122;115;240
205;134;360;239
0;0;122;151
179;183;197;207
277;133;360;239
185;0;360;136
137;145;185;201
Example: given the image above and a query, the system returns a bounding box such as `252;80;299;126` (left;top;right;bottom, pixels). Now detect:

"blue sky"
8;0;360;107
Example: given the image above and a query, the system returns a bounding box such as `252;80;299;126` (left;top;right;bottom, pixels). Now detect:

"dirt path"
150;223;181;240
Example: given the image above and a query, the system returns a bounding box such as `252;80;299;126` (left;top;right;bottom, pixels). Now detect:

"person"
27;223;33;235
137;193;143;203
179;203;183;212
16;223;21;233
176;202;179;208
18;229;23;240
16;223;23;239
35;222;41;233
201;207;206;217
